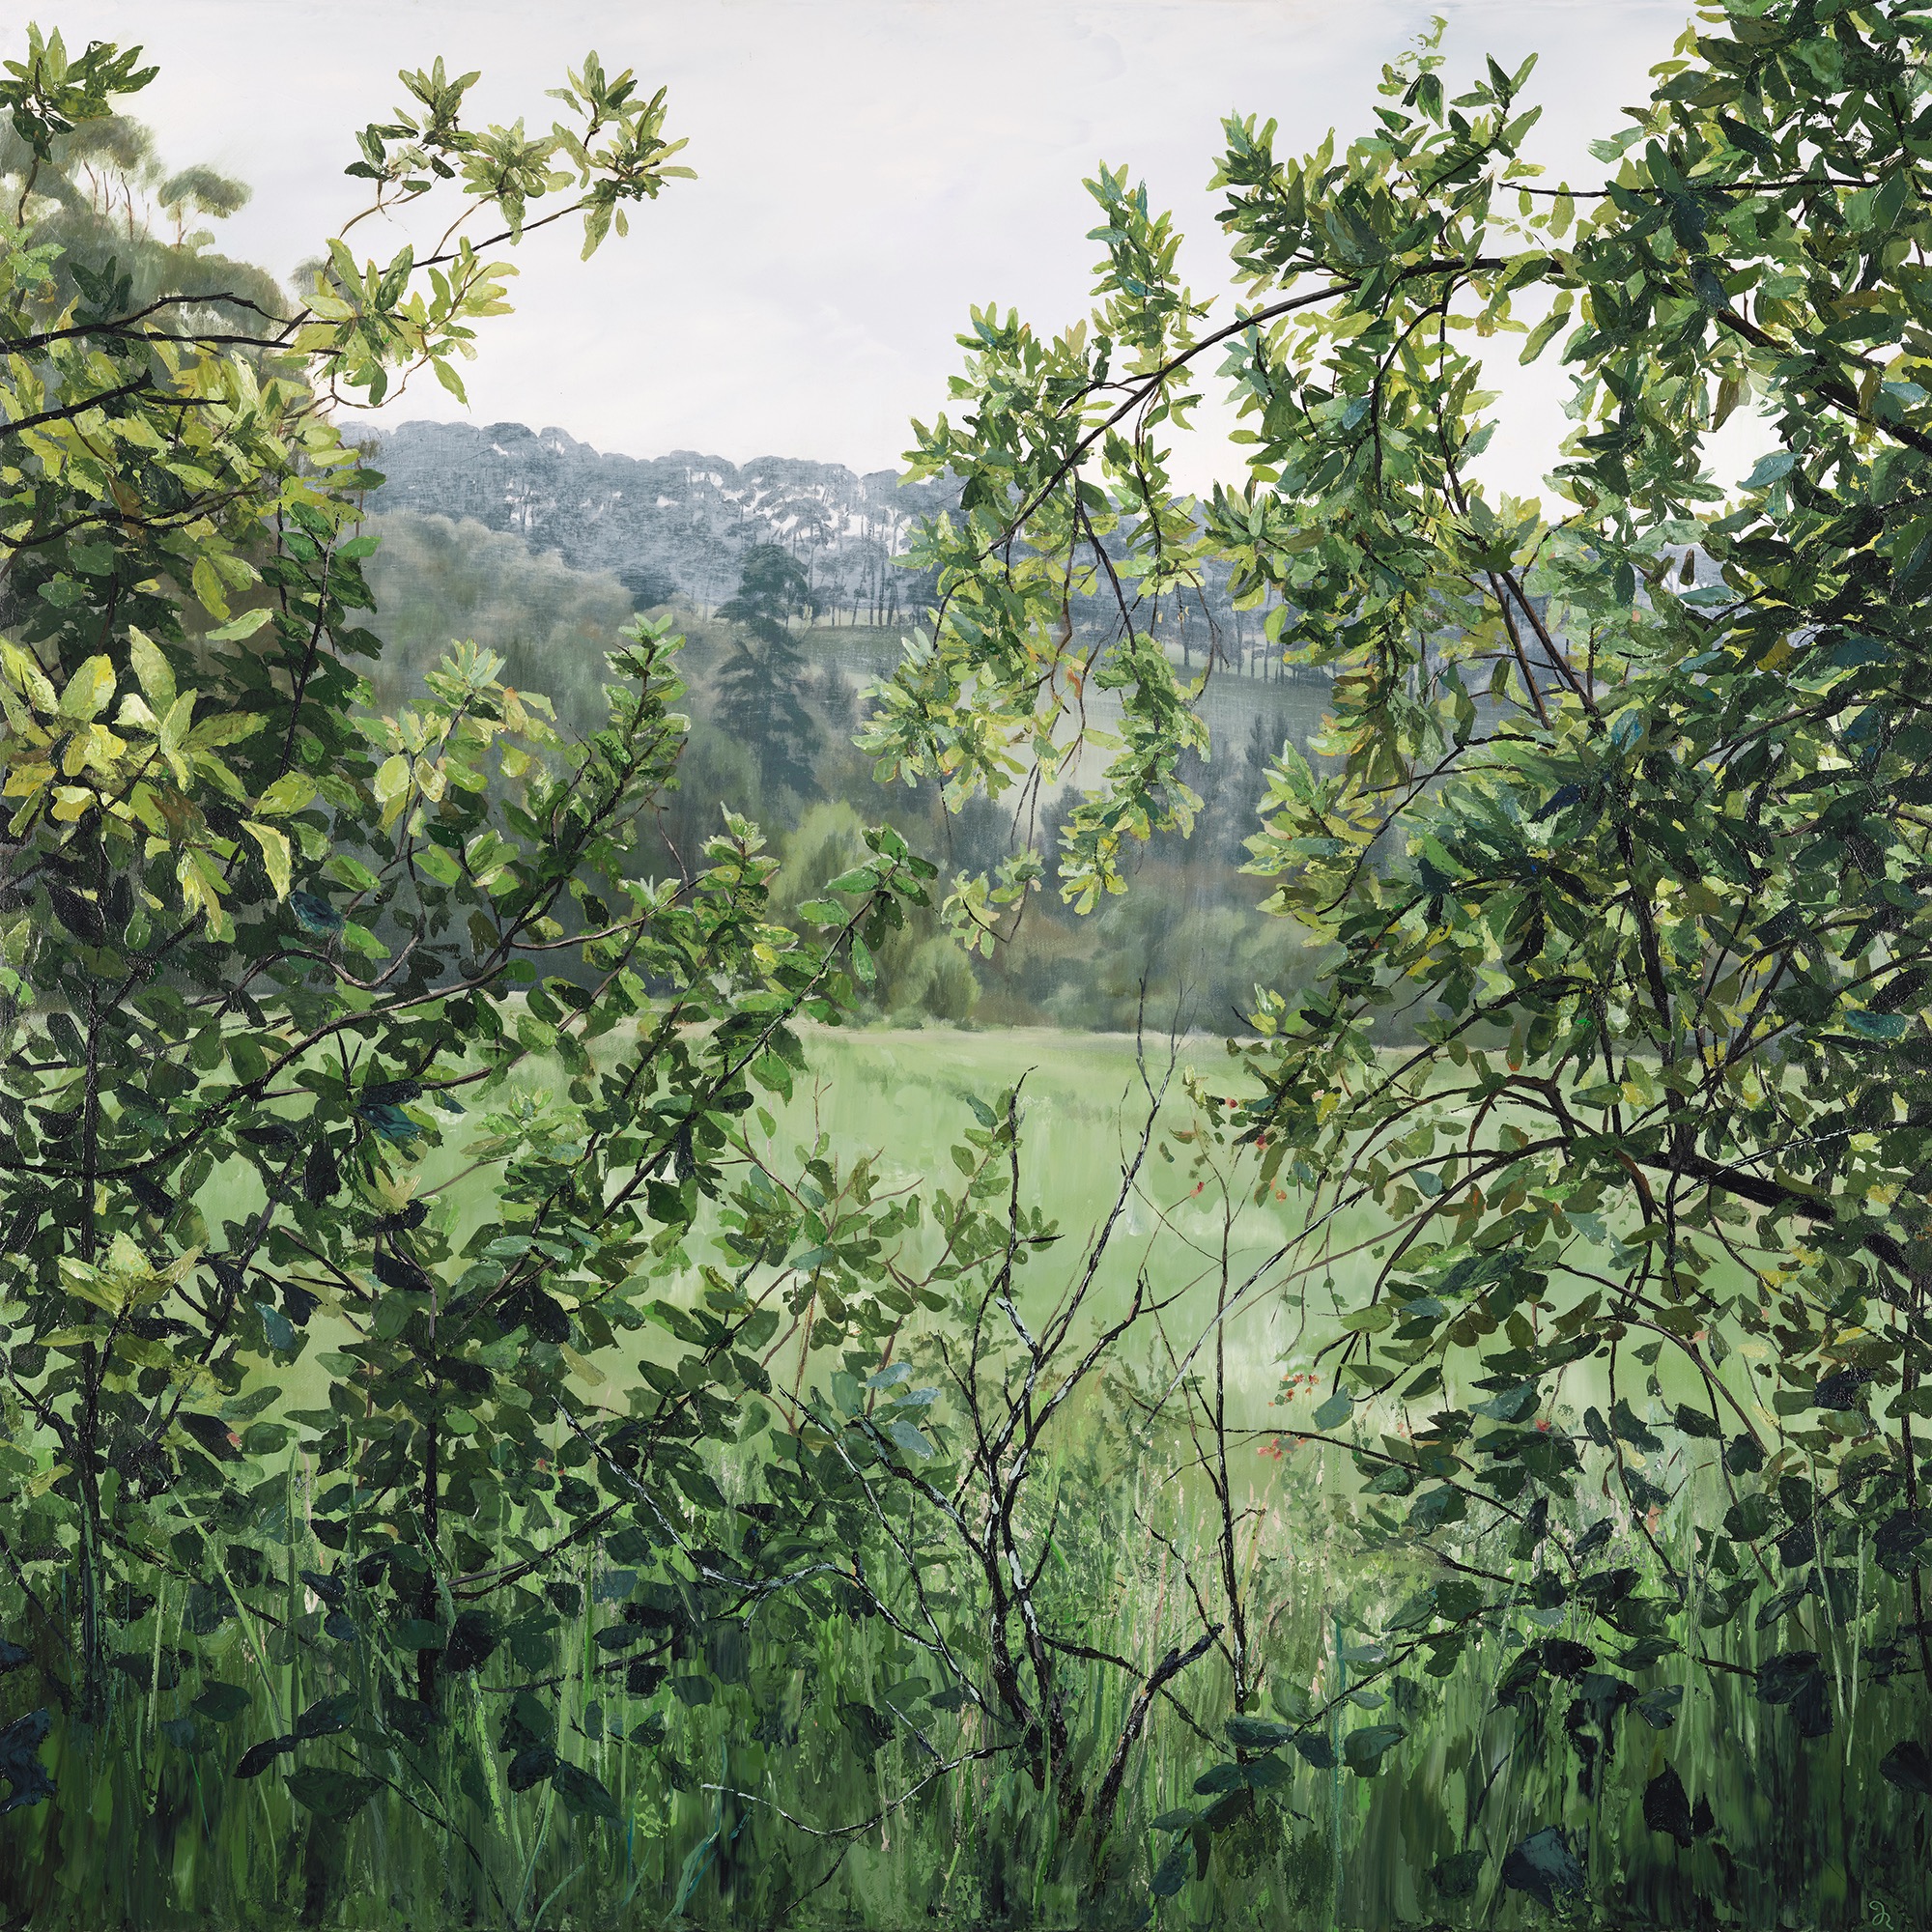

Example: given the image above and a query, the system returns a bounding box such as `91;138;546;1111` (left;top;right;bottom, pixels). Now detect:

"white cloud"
43;0;1693;494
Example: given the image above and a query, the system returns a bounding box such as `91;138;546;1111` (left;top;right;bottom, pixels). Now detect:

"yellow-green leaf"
58;655;115;722
254;773;316;817
244;821;293;897
185;712;265;751
128;628;177;711
177;846;228;924
207;607;272;641
1;641;56;714
190;554;231;621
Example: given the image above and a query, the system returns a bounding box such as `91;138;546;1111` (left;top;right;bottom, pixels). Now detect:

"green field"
754;1025;1310;1398
238;1020;1762;1456
243;1023;1309;1410
606;1023;1751;1431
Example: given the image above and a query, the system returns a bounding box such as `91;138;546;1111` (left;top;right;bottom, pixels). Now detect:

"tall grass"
6;1435;1925;1926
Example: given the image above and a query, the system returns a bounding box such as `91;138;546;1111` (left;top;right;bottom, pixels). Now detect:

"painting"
1;0;1928;1924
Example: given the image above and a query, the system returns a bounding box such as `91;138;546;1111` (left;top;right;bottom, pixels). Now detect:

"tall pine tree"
713;543;821;803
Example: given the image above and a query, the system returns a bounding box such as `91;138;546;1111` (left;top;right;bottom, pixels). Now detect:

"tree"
360;508;638;728
713;540;822;803
0;103;281;334
0;27;942;1910
869;0;1932;1894
615;559;678;610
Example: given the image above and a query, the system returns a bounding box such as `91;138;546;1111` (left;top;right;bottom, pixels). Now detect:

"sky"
41;0;1709;496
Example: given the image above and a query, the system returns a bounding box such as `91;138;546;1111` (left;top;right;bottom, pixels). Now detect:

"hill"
362;420;1302;680
363;419;959;625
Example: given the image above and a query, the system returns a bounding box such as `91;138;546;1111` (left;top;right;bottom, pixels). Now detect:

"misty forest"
2;5;1932;1928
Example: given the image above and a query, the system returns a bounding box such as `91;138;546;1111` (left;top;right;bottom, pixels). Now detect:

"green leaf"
1519;299;1570;365
185;711;266;750
1501;1827;1585;1908
1844;1010;1907;1040
1610;1399;1662;1454
552;1759;620;1820
1635;1686;1683;1729
1385;1586;1439;1634
128;629;176;710
295;1691;356;1740
190;554;230;620
58;655;115;721
1343;1722;1405;1775
207;607;273;641
1312;1390;1352;1430
1879;1741;1932;1798
192;1682;251;1723
415;845;463;888
1433;1850;1485;1898
243;822;292;897
885;1418;933;1461
1407;1486;1466;1532
1150;1838;1190;1898
1225;1714;1296;1750
253;774;316;817
646;1179;688;1227
285;1767;381;1820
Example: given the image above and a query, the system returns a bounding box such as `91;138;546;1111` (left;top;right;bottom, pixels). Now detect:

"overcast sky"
43;0;1701;494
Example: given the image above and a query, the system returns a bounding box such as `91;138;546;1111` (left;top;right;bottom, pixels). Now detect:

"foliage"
770;801;980;1022
358;509;638;728
0;44;282;338
0;27;1264;1929
9;1021;1927;1927
869;0;1932;1910
350;504;1318;1036
8;5;1932;1928
863;164;1215;920
0;17;937;1891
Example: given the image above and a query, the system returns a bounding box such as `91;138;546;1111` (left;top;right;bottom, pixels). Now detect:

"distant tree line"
360;516;1329;1032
